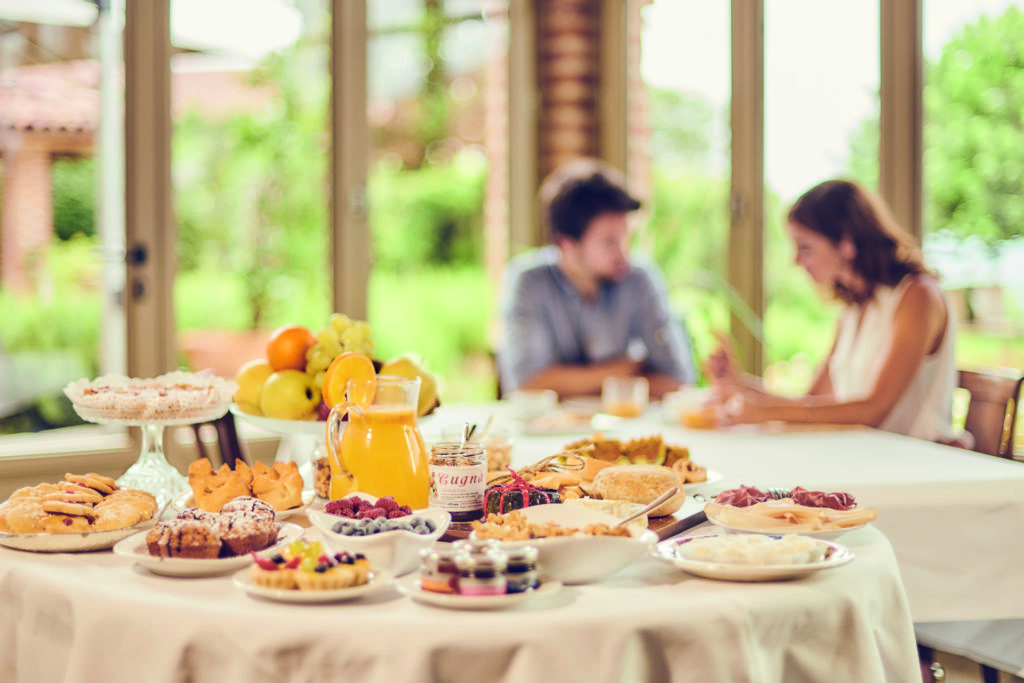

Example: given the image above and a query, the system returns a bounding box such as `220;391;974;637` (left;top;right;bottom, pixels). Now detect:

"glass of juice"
601;376;649;418
325;375;430;508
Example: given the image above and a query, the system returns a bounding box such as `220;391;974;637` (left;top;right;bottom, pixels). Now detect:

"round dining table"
0;524;918;682
0;402;935;682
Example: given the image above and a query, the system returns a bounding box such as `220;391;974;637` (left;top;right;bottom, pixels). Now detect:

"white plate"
652;534;854;581
682;469;724;494
233;567;393;603
112;522;304;577
0;515;161;553
172;490;315;521
705;515;870;541
395;574;562;610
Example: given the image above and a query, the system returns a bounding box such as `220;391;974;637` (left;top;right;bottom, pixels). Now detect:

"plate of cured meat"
703;485;877;540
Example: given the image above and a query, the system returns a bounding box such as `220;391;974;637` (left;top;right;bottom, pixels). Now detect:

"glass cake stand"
72;402;233;508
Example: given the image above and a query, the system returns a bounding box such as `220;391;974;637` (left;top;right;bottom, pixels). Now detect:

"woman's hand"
704;331;741;387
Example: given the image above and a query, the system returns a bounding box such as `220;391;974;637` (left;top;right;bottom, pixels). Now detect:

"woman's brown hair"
788;179;930;304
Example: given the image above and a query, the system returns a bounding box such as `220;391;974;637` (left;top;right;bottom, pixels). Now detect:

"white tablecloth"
0;524;918;683
421;404;1024;622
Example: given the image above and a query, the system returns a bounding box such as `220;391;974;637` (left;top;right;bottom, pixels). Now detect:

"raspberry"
387;508;406;519
253;554;278;571
376;496;398;512
398;505;412;515
357;499;373;511
361;508;386;520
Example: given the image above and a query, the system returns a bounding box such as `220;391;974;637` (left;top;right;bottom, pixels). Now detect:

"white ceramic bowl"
307;492;450;576
473;504;657;585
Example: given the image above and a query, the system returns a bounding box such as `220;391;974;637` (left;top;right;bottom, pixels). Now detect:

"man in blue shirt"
499;158;697;398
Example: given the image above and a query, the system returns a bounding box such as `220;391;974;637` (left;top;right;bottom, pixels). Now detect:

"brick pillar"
537;0;601;179
627;0;652;206
1;138;52;292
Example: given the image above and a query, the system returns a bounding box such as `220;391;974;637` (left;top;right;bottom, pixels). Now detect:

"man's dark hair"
539;158;641;242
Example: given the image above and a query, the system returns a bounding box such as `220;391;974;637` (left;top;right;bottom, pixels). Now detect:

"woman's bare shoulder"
899;274;945;312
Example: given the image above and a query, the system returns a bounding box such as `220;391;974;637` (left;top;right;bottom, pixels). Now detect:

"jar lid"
431;442;486;458
419;545;462;563
455;550;508;572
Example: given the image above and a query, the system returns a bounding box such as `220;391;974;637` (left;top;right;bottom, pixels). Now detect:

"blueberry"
332;522;344;533
425;520;436;532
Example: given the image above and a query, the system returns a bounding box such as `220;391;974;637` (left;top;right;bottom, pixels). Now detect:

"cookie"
44;514;92;534
91;506;144;531
64;473;114;496
84;472;118;490
4;500;50;533
44;489;104;505
41;501;96;519
8;483;61;502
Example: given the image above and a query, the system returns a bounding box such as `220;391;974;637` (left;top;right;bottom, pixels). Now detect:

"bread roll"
592;465;684;517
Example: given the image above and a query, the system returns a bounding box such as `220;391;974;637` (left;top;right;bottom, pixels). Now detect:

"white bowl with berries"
308;492;450;576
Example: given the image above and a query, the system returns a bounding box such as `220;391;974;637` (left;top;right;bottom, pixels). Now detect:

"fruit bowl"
308;492;450;576
229;404;329;437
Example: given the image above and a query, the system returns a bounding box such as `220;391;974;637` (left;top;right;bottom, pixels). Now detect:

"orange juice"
330;405;429;508
603;401;644;418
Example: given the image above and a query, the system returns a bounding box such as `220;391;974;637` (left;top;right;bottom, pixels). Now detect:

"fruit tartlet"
250;539;370;591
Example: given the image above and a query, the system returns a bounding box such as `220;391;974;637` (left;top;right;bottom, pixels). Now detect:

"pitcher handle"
326;402;361;478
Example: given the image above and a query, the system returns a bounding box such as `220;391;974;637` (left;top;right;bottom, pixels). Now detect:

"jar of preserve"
452;538;501;557
428;442;488;522
418;546;461;594
503;546;539;594
455;550;508;596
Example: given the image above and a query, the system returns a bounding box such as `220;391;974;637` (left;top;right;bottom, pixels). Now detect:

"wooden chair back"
959;367;1024;459
191;413;250;468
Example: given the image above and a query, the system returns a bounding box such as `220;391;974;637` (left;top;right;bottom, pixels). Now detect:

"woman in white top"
707;179;957;442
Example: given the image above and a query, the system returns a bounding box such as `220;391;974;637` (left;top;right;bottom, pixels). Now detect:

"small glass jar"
452;538;501;557
503;546;539;594
455;550;508;596
428;442;488;522
418;546;461;594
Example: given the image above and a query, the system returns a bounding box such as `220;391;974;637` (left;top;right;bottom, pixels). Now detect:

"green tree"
51;157;96;240
925;6;1024;243
845;6;1024;243
174;47;331;328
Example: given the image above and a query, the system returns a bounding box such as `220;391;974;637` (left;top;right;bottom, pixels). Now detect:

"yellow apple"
234;358;273;415
260;370;320;420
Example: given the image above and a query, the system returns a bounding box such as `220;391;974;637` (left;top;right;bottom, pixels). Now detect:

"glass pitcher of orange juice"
325;375;429;508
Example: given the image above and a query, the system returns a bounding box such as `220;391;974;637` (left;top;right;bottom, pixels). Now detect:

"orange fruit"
266;325;316;372
322;352;376;409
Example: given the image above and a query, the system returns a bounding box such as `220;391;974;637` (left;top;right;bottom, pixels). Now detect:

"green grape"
315;327;340;348
305;540;323;558
330;313;353;336
341;322;373;355
306;346;333;373
287;540;305;557
312;369;326;393
322;340;343;358
300;556;317;572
